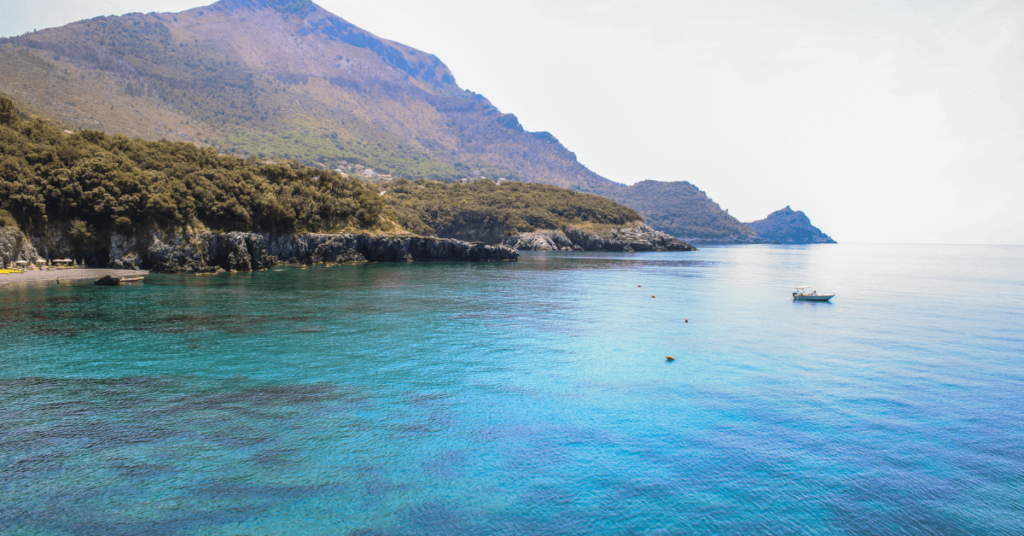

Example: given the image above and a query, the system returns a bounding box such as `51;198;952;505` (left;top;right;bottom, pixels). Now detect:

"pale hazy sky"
2;0;1023;244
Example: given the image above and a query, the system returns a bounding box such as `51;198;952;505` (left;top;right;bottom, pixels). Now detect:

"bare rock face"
505;222;695;252
131;231;518;273
503;230;581;252
311;238;367;264
109;234;142;270
0;227;39;269
7;223;519;273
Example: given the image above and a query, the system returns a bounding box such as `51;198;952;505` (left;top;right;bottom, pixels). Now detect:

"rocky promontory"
503;222;696;252
746;207;836;244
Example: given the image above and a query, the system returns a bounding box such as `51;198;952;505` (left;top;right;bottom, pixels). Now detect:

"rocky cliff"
503;222;696;252
0;228;39;269
133;230;518;273
1;228;518;273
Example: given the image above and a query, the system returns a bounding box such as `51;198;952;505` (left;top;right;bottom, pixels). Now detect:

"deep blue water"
1;244;1022;535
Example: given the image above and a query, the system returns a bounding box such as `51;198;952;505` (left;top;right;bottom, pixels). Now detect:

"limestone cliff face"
504;222;695;252
0;228;39;269
3;227;518;272
112;230;518;273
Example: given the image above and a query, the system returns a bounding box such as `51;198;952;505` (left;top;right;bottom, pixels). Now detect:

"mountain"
746;207;836;244
605;181;760;242
0;0;609;189
0;0;773;241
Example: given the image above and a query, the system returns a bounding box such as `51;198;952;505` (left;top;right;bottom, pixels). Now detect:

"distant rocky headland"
746;206;836;244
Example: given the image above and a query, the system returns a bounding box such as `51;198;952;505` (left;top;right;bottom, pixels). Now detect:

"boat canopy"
795;285;814;289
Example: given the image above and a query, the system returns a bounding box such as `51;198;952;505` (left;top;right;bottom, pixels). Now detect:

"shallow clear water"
1;244;1022;535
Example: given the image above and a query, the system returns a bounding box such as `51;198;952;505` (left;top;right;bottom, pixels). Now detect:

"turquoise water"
1;244;1022;535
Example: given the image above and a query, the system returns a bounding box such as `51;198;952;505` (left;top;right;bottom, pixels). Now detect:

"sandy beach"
0;268;150;286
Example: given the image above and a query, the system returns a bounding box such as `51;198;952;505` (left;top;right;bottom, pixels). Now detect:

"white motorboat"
793;285;834;302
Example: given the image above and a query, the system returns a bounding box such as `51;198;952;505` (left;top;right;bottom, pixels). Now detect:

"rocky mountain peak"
213;0;317;17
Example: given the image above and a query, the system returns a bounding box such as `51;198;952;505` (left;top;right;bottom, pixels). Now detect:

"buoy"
684;319;688;323
652;295;655;298
666;356;675;361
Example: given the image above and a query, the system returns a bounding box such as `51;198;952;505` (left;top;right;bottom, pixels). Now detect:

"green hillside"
0;96;386;245
386;179;641;243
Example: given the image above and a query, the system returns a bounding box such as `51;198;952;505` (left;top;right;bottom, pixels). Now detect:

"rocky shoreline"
0;227;519;273
129;231;519;273
504;222;696;252
1;220;697;274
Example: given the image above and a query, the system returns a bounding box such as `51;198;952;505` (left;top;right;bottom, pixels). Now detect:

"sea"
1;244;1022;535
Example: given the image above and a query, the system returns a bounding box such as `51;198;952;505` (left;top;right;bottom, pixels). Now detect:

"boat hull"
794;294;834;302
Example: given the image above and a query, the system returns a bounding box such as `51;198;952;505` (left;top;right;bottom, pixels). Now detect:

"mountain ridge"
0;0;597;187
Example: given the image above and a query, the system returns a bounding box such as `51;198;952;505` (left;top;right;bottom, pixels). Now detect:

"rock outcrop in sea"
504;222;696;252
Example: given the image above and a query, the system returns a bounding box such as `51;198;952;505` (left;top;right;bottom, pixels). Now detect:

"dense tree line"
386;178;641;240
0;97;385;239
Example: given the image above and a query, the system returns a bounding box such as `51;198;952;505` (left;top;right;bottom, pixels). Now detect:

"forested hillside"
386;179;640;243
0;96;646;255
0;97;386;247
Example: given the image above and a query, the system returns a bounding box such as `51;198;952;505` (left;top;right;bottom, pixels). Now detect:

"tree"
0;97;18;126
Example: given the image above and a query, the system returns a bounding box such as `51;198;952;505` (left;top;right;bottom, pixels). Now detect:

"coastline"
0;269;149;286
